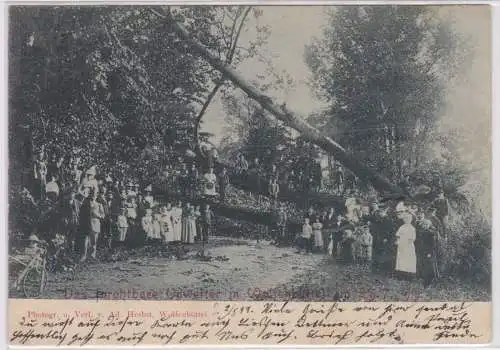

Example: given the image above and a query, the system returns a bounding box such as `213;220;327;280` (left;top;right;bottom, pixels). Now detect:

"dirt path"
40;237;324;300
33;237;489;301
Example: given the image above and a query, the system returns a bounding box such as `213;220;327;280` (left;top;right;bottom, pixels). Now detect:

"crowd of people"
24;144;450;287
271;189;449;287
28;147;218;262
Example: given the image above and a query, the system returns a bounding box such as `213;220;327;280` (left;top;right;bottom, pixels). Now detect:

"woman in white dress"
172;201;183;242
394;208;417;279
203;168;217;197
159;205;174;243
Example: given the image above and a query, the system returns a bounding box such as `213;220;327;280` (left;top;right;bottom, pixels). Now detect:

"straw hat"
144;185;152;192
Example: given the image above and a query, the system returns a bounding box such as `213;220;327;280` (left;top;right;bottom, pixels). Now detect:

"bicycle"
9;239;48;298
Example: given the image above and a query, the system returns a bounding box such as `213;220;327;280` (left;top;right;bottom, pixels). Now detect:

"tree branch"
192;6;252;146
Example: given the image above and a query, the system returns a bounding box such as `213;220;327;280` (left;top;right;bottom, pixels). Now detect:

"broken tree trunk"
161;11;406;198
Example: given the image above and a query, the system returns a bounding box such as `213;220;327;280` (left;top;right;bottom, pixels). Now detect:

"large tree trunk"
161;12;406;198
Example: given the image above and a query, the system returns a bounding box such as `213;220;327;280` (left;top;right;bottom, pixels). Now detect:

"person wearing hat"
394;202;417;279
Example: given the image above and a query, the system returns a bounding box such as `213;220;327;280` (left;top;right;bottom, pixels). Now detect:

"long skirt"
181;218;196;243
395;242;417;274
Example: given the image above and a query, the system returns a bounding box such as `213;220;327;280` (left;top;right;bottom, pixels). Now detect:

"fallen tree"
155;189;344;231
201;157;345;207
153;8;407;199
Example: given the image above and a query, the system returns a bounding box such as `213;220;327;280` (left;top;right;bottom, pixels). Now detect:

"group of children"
297;210;373;266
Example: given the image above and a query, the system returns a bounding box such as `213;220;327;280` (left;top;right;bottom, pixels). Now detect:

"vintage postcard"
7;4;492;346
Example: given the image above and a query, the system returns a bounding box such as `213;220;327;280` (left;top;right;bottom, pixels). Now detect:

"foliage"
9;6;270;186
305;6;467;180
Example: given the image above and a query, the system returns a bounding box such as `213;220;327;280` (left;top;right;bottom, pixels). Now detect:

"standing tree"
305;6;466;181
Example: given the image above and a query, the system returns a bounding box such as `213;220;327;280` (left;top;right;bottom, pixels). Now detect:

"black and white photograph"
8;4;491;302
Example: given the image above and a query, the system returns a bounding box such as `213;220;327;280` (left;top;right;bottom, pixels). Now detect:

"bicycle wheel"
22;266;46;298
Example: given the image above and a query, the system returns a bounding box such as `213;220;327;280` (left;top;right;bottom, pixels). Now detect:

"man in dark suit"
322;207;336;254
